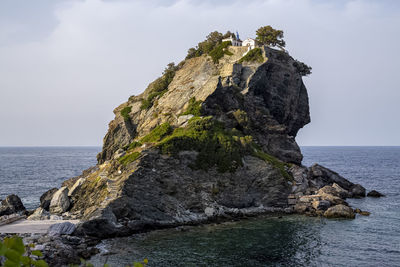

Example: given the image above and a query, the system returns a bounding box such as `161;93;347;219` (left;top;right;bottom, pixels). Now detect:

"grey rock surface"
47;221;76;236
49;187;70;214
0;194;26;216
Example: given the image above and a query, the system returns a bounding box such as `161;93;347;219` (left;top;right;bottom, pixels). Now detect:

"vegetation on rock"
256;25;286;48
186;31;235;62
209;41;233;64
140;63;178;110
141;123;173;143
0;236;48;267
119;152;141;166
120;106;132;121
293;60;312;76
252;149;292;181
238;48;264;63
180;97;203;116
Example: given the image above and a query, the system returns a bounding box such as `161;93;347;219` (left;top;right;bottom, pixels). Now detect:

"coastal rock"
40;188;58;211
351;184;366;198
49;187;70;214
324;204;355;219
27;207;50;220
312;200;330;211
68;178;85;197
332;183;352;198
367;190;385;197
56;42;367;237
47;222;76;236
354;208;371;216
0;194;26;216
308;164;354;191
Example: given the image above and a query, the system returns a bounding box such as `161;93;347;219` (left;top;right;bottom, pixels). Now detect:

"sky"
0;0;399;146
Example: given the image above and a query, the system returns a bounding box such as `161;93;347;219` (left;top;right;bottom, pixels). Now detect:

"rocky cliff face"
37;45;367;238
97;46;309;165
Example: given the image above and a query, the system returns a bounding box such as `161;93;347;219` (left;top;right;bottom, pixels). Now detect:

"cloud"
0;0;399;146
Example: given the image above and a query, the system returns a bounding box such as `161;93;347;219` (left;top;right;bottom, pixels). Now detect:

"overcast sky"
0;0;399;146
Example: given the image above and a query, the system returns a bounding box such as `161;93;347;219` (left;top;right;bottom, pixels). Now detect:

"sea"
0;146;399;266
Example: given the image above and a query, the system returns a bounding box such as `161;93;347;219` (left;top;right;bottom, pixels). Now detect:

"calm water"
0;147;100;209
1;146;399;266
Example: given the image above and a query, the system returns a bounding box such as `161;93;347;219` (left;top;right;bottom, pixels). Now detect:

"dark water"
0;147;399;266
92;147;400;267
0;147;100;209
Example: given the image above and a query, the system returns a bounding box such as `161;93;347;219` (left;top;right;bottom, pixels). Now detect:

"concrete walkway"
0;219;80;234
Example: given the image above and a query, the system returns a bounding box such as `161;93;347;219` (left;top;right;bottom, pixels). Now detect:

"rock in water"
367;190;385;197
324;204;355;219
40;188;58;211
0;194;26;216
351;184;366;198
47;222;76;236
49;187;70;214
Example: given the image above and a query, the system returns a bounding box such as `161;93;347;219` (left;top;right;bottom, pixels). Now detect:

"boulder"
0;194;26;216
49;187;71;214
47;222;76;236
312;200;331;211
308;164;354;191
27;207;50;220
351;184;366;198
324;204;355;219
332;183;352;198
40;188;58;211
367;190;385;198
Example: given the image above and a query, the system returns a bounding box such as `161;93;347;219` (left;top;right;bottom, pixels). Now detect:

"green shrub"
125;141;142;151
157;117;247;172
180;97;203;116
209;41;233;64
140;63;178;110
119;152;141;166
140;99;152;110
0;236;48;267
238;48;264;63
120;106;132;121
141;123;173;143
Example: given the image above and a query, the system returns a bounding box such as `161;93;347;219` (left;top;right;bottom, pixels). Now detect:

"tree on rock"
256;25;286;48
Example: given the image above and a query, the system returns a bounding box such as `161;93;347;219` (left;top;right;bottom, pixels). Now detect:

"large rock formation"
44;45;366;237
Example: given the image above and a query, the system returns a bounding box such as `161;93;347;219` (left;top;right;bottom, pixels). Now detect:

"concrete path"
0;219;80;234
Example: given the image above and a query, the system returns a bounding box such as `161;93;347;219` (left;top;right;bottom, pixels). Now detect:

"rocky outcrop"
0;194;26;216
45;44;370;237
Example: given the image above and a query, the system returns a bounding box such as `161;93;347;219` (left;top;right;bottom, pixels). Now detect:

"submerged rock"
367;190;385;197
